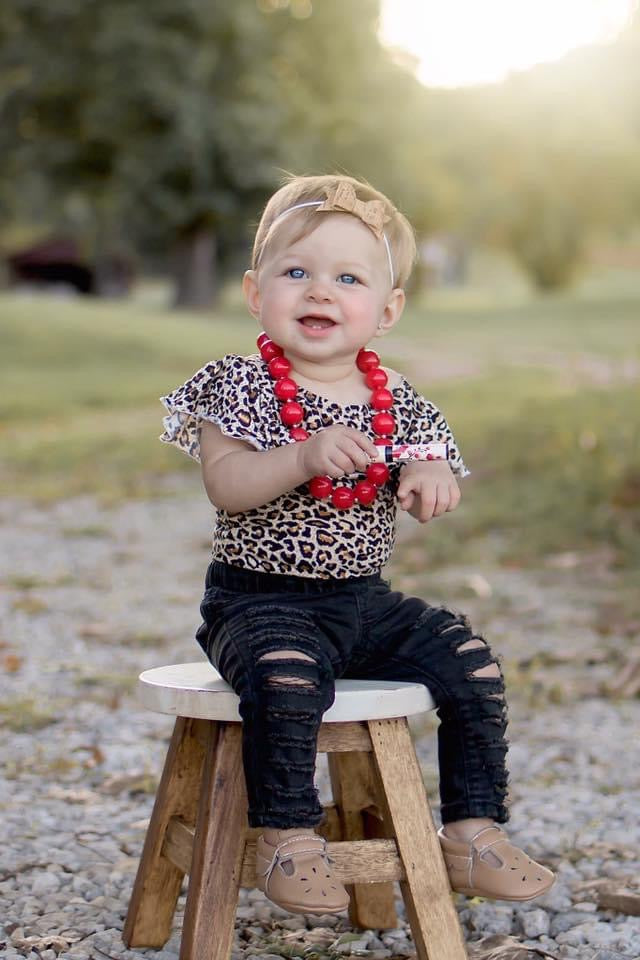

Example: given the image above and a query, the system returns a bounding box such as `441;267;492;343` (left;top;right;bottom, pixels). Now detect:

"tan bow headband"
317;183;391;239
266;184;395;284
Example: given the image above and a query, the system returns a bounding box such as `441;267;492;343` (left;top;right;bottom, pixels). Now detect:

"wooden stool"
123;662;467;960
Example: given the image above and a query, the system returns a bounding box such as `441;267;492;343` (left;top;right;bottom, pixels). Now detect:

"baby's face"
244;214;403;365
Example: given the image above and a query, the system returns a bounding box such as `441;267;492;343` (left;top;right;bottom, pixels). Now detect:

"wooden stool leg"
369;718;467;960
328;750;398;930
180;722;248;960
123;716;209;948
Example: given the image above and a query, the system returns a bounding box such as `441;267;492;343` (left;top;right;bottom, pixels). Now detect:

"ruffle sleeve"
159;354;269;462
403;384;470;478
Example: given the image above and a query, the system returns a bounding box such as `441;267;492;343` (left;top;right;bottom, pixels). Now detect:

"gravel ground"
1;480;639;960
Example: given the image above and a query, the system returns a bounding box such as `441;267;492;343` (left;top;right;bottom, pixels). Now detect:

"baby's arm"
201;421;378;514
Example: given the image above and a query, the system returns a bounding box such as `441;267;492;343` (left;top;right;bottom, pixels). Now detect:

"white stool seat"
139;661;434;722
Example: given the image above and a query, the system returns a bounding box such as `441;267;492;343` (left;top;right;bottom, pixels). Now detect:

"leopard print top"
160;354;468;579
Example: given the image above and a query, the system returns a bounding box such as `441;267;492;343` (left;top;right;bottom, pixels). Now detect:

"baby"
160;174;554;915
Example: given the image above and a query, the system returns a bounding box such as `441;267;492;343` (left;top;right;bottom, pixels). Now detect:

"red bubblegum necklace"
257;332;394;509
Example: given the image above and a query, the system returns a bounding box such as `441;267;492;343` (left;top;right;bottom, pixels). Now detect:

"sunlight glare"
380;0;636;87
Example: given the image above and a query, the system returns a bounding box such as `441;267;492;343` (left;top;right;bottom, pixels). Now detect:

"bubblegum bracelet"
372;442;449;464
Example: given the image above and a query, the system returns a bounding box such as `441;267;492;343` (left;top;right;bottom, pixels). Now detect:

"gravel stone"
591;952;637;960
551;910;601;936
519;908;551;939
390;943;414;957
556;925;590;946
468;903;514;936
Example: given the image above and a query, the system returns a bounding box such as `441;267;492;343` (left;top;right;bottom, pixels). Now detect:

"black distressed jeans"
196;561;510;829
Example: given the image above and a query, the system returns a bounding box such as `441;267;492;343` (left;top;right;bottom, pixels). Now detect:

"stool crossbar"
123;662;467;960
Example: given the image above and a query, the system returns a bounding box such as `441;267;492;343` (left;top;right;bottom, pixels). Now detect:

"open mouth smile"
297;315;336;330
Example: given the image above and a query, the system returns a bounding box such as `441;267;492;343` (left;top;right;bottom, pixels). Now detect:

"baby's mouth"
298;315;336;329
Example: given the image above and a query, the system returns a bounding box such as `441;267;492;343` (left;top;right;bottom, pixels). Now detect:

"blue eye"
339;273;357;285
287;268;306;279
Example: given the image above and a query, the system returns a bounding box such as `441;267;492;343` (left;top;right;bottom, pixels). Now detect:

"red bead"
354;480;377;505
331;486;356;509
268;356;292;379
372;412;396;436
374;437;391;446
371;388;394;410
274;377;297;401
280;401;304;426
260;340;284;362
365;367;388;389
263;336;394;509
356;349;380;372
309;476;333;499
366;463;390;486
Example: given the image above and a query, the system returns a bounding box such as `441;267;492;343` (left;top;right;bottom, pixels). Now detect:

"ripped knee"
257;650;315;687
454;636;503;687
471;661;502;680
455;638;501;680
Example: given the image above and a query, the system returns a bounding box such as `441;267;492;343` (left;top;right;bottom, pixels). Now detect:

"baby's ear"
376;288;405;336
242;270;261;318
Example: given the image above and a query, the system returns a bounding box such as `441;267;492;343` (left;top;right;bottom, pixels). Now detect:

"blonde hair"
251;174;417;289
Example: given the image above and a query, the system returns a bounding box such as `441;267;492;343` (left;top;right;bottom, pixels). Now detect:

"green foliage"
0;294;254;421
0;0;433;294
449;379;640;566
412;30;640;289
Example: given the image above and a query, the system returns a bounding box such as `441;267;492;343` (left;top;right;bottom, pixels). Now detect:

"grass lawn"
1;279;638;566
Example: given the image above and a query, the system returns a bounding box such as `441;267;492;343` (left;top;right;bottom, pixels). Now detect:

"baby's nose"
306;282;333;301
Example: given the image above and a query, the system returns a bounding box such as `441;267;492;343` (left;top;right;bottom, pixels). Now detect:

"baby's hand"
396;460;460;523
296;425;379;479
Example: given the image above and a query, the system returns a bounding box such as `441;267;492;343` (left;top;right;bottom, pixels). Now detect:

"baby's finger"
418;494;436;523
340;437;376;473
447;482;461;510
432;482;450;517
398;491;415;511
396;477;417;501
325;450;359;477
347;429;379;461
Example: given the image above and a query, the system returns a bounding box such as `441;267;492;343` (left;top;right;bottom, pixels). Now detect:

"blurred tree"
0;0;434;307
1;2;286;305
423;22;640;290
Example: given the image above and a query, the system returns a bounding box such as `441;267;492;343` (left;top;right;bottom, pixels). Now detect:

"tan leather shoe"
255;830;349;915
438;825;555;901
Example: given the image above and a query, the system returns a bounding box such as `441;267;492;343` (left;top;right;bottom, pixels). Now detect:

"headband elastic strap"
266;200;395;286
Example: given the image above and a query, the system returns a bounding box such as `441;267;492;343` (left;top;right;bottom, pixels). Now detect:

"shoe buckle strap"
469;827;504;887
260;837;328;894
470;826;505;856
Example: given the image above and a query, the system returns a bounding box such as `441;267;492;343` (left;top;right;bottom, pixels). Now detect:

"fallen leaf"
596;883;640;916
468;934;559;959
99;771;157;795
72;743;106;767
11;934;82;951
573;841;639;862
129;817;151;830
606;653;640;698
3;653;23;672
280;927;336;945
464;573;493;598
545;551;580;569
77;622;111;639
45;785;99;804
